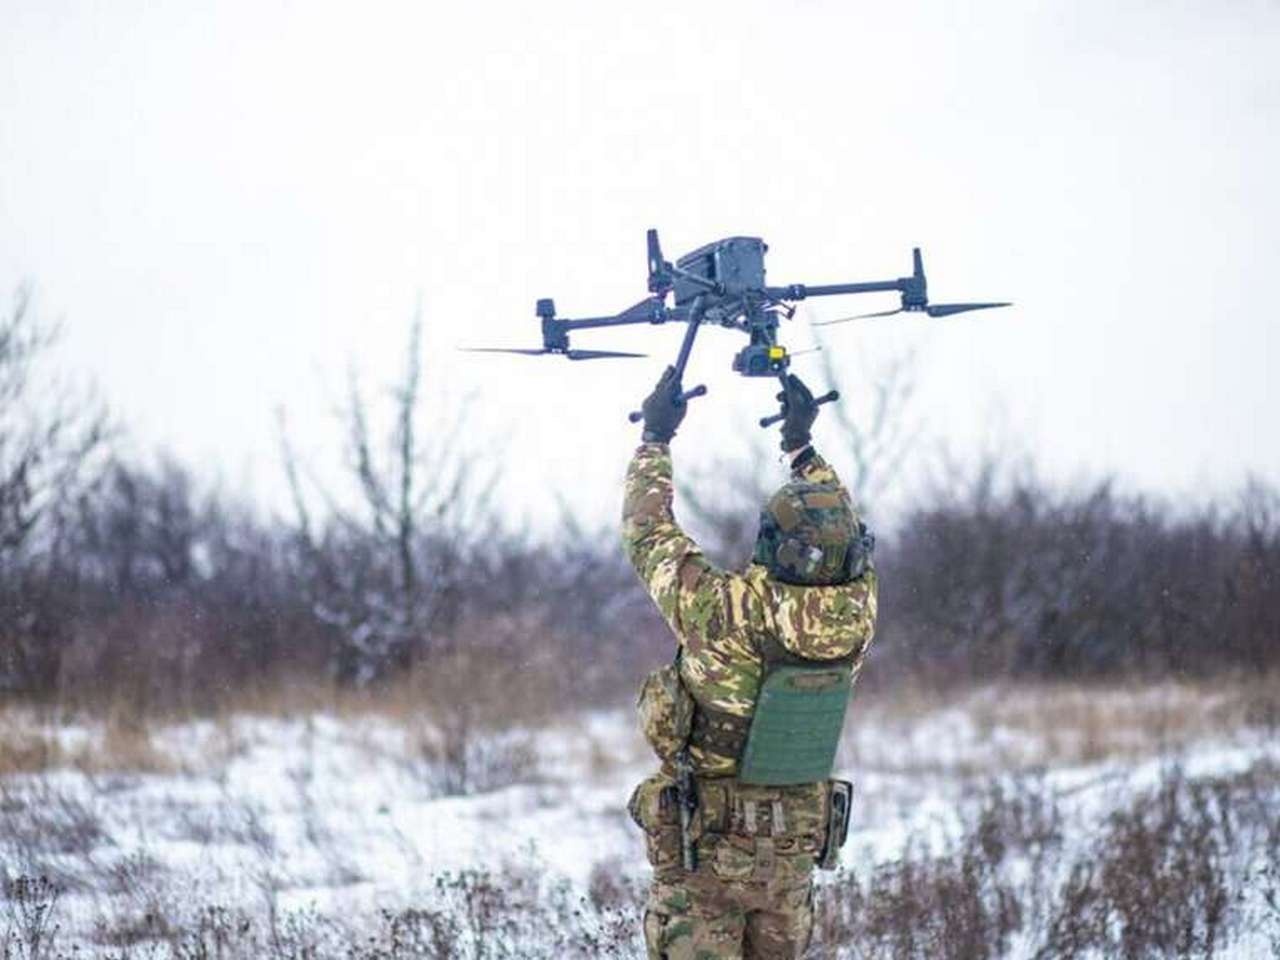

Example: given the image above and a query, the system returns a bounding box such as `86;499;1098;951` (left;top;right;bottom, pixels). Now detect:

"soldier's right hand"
779;373;819;451
641;366;688;444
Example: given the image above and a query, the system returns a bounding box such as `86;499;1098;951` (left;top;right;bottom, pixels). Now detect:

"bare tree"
0;286;108;692
281;313;496;682
811;329;922;511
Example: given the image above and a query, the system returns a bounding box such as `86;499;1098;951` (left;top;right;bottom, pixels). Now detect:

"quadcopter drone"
466;230;1009;426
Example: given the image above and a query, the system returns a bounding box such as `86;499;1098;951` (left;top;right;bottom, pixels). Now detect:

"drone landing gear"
627;296;711;424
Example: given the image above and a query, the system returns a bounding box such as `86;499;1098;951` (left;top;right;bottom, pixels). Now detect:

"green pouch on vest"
737;664;852;785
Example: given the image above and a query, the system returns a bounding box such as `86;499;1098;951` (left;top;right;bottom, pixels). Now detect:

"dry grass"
0;710;171;779
5;670;1275;785
844;672;1280;774
969;674;1276;760
2;646;564;784
0;723;69;777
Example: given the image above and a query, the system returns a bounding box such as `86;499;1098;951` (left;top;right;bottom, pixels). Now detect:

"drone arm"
553;297;673;335
765;279;904;301
559;314;656;332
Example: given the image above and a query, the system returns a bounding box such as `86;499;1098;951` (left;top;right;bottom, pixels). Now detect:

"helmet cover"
752;480;874;585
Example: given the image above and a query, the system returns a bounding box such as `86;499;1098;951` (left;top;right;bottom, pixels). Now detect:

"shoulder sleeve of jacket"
621;442;740;655
845;568;879;685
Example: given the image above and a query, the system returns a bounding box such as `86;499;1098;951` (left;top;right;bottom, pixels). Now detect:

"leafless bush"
814;837;1022;960
169;905;255;960
1;877;61;960
403;641;546;797
0;760;1273;958
586;856;643;916
1;285;109;696
17;863;640;959
812;762;1278;959
59;456;332;713
878;458;1280;683
1083;772;1230;957
0;777;107;874
91;850;181;952
364;863;638;959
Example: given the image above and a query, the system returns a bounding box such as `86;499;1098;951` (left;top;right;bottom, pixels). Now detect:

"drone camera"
673;236;767;306
733;342;789;377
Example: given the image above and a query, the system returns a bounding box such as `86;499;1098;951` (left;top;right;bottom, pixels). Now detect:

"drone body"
466;229;1010;423
671;235;788;378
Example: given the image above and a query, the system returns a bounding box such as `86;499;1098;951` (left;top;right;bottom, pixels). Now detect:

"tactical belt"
664;778;811;840
655;776;850;870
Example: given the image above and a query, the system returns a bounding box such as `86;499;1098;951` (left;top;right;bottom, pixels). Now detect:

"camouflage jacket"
622;442;878;776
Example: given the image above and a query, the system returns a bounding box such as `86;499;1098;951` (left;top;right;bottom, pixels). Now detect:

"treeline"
0;295;659;710
879;466;1279;681
1;449;657;709
1;292;1277;709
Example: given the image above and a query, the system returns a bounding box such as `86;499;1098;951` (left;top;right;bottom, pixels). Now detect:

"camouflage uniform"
623;442;878;960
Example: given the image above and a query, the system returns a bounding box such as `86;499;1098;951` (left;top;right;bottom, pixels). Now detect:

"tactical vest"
689;632;856;786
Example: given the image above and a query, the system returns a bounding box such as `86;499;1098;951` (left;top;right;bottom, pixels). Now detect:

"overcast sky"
3;0;1277;529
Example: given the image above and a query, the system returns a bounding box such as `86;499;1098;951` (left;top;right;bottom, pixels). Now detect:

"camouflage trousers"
643;861;814;959
629;774;828;959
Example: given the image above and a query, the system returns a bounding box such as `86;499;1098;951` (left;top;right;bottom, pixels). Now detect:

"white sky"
2;0;1278;529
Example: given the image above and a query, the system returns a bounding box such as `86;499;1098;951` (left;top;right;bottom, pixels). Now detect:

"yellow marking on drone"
768;346;786;360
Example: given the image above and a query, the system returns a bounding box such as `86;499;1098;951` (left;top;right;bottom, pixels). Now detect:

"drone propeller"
461;347;646;361
462;347;554;357
813;301;1011;327
564;348;648;360
923;302;1012;318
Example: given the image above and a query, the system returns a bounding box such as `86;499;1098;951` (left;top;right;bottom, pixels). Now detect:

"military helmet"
752;480;874;586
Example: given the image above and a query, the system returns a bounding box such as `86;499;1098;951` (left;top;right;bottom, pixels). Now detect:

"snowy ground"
2;681;1278;957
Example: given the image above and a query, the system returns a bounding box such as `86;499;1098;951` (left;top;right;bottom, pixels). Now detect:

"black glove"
641;366;688;444
778;373;819;452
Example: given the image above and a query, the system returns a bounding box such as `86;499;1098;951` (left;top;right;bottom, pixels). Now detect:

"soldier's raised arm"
777;372;844;484
621;368;731;642
773;373;877;652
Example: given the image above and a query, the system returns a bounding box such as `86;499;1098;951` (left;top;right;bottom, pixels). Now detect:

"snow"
2;691;1277;956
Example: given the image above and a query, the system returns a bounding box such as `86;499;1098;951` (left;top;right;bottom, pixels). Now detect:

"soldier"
623;367;878;959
